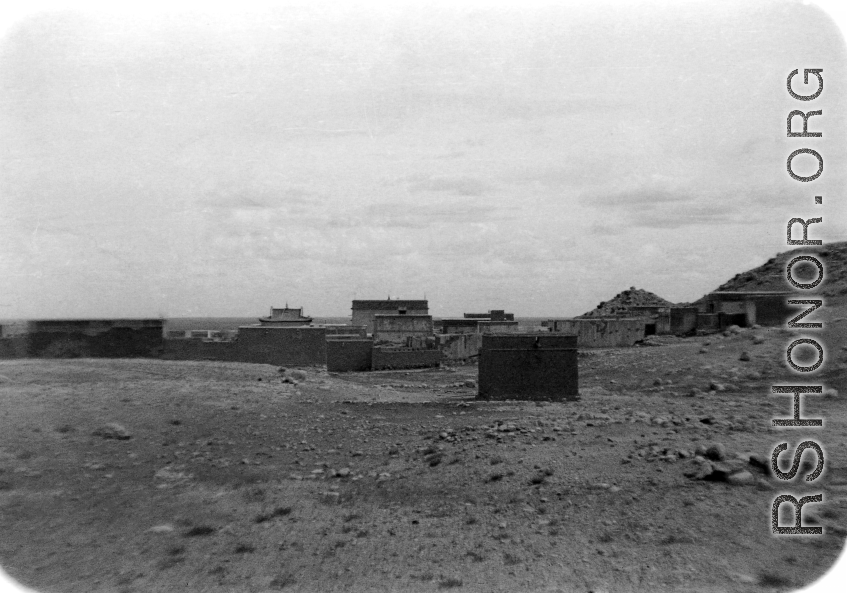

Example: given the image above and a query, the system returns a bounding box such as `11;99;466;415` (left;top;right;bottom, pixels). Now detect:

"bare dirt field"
1;316;846;592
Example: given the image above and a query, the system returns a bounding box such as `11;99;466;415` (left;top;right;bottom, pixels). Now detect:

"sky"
1;0;846;319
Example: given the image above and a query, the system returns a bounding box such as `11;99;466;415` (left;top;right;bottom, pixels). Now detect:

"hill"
704;241;847;298
580;287;674;318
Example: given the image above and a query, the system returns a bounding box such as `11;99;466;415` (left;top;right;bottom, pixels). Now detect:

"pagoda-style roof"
258;306;312;325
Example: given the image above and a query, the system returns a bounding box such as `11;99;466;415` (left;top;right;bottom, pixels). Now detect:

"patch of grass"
254;506;293;523
183;525;216;537
438;577;463;589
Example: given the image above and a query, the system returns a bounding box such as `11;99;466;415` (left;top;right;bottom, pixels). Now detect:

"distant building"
698;291;792;327
373;314;435;347
258;306;313;327
351;299;428;334
464;309;515;322
548;318;645;348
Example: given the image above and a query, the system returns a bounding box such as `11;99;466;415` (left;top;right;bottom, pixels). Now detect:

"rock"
684;460;714;480
320;491;341;504
739;351;751;362
708;381;726;392
752;335;765;345
92;423;132;440
335;467;351;478
698;348;709;354
824;388;839;399
728;325;742;334
148;524;175;533
694;444;708;457
727;470;755;486
463;379;477;388
705;443;727;461
748;454;770;475
289;370;307;382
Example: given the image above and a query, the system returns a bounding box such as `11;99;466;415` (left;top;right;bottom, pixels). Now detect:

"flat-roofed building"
351;299;428;334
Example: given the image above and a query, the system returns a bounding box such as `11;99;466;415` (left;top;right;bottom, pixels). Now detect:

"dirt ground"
1;314;846;592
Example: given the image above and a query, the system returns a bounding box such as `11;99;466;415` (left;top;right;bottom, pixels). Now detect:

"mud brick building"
698;291;792;327
351;299;428;335
372;314;434;347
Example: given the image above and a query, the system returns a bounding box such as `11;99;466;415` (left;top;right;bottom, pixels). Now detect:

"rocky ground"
1;309;846;592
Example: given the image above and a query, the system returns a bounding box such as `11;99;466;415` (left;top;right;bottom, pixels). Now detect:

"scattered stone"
705;443;727;461
727;470;755;486
748;454;770;475
320;491;341;504
184;525;216;537
684;459;714;480
92;423;132;440
289;370;308;382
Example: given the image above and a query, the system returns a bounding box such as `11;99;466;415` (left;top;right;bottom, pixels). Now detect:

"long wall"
372;347;442;371
0;320;164;359
438;333;483;361
550;318;645;348
163;326;327;366
326;339;373;372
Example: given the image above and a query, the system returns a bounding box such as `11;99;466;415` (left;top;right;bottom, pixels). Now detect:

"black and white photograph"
1;1;846;591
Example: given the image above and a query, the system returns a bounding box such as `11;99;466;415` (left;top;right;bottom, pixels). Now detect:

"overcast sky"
1;0;845;318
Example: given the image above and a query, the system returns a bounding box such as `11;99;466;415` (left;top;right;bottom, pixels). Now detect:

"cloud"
404;175;491;196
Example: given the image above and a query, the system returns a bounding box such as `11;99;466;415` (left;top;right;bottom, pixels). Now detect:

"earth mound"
580;287;674;318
